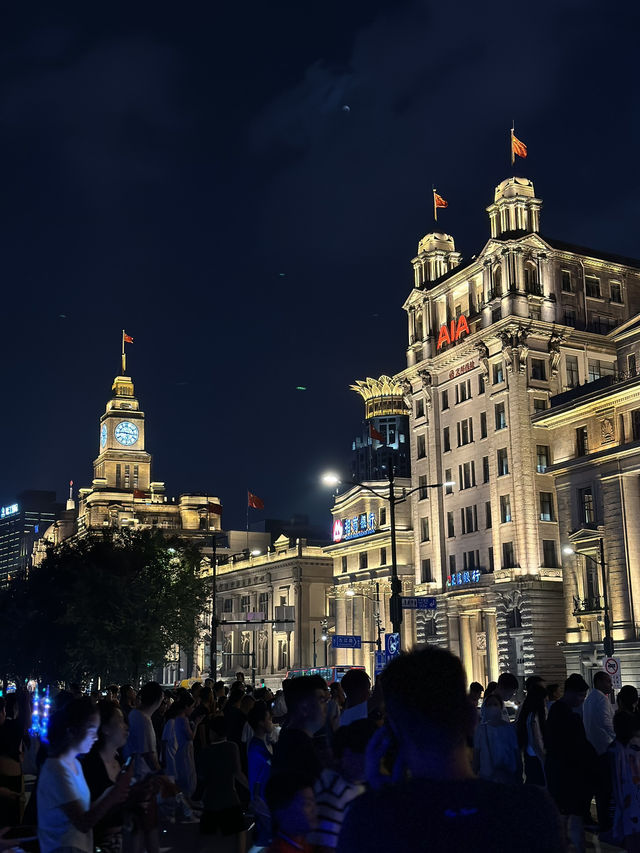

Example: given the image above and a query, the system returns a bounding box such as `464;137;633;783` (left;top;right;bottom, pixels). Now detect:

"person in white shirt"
338;670;371;727
37;698;131;853
582;671;615;831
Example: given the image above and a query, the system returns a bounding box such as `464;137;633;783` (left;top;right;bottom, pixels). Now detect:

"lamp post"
563;538;614;656
323;470;452;649
346;583;384;651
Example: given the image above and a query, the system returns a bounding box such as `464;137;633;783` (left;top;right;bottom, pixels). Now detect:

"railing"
573;595;604;615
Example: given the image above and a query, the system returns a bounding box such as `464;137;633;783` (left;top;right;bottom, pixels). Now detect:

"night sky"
2;1;639;533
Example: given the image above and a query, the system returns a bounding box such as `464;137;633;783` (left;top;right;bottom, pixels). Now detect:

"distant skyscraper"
0;490;61;584
350;376;411;482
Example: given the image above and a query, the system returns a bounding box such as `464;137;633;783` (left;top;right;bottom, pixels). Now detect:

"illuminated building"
324;376;416;670
0;491;61;585
533;315;640;681
350;376;410;481
397;176;640;686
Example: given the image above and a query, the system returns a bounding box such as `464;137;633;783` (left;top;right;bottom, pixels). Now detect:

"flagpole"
433;187;437;223
510;122;515;169
121;329;126;374
246;490;249;552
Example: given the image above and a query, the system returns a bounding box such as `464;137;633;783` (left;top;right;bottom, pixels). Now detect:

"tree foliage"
0;529;209;685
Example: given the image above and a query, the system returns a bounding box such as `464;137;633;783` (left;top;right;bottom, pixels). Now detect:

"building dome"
487;176;542;237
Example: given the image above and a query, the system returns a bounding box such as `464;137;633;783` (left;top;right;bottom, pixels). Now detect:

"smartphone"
122;755;133;771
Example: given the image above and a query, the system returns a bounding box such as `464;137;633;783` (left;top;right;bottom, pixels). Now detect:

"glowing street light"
321;472;341;487
562;539;613;656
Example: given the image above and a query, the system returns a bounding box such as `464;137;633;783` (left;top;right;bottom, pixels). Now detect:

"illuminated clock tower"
93;373;152;491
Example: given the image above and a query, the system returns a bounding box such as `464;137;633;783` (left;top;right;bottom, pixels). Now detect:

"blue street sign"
385;632;401;658
332;634;362;650
401;596;437;610
374;651;388;675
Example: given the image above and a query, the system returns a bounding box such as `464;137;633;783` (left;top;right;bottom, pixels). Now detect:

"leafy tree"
0;529;209;685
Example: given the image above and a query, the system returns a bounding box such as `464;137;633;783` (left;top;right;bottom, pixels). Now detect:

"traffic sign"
603;656;622;689
332;634;362;650
374;651;388;675
386;632;401;658
401;596;437;610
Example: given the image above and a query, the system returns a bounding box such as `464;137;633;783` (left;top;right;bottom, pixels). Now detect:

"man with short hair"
265;772;316;853
338;670;371;727
272;676;328;783
468;681;484;706
491;671;519;722
583;671;615;831
235;671;245;684
337;648;564;853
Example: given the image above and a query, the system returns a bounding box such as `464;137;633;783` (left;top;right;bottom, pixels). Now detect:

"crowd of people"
1;656;640;851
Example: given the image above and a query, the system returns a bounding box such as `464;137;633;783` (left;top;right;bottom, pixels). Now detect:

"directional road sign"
332;634;362;650
374;651;388;675
401;596;437;610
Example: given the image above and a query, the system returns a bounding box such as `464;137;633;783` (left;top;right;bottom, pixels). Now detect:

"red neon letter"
436;324;451;350
456;315;470;340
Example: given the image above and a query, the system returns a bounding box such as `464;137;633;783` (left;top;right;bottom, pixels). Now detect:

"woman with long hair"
516;683;547;786
37;698;132;853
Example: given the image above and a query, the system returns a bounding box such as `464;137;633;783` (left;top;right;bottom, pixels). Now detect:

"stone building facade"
396;175;640;686
533;315;640;684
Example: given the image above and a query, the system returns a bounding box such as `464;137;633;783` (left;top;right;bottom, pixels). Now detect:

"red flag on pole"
369;423;385;443
248;492;264;510
124;333;134;343
208;503;222;515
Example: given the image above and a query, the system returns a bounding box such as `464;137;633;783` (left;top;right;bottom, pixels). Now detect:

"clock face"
114;421;139;446
100;423;107;448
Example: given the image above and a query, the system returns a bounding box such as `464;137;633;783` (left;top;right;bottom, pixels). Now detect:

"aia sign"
436;315;470;350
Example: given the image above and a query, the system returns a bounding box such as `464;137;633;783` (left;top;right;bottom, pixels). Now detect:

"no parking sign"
603;656;622;689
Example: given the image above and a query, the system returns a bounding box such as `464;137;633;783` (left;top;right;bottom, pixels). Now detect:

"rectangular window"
579;487;596;524
359;552;368;570
502;541;515;568
610;281;623;304
478;374;485;395
449;554;457;574
441;389;449;410
133;465;139;489
415;398;425;419
417;434;426;458
461;505;477;534
566;355;579;388
576;426;589;456
445;469;453;495
531;358;547;381
561;270;572;292
536;445;550;473
485;501;492;528
380;548;387;566
443;427;451;452
542;540;557;568
628;354;637;377
495;402;506;430
115;464;121;488
420;517;430;542
223;598;233;613
418;474;429;500
533;397;548;413
493;362;504;384
458;461;475;490
588;359;615;382
380;507;387;525
586;275;601;298
241;595;251;612
480;411;487;438
456;379;471;404
488;546;494;573
420;558;432;584
539;492;555;522
463;550;480;571
341;556;348;573
457;418;473;446
447;511;455;538
497;448;509;476
564;309;576;327
482;455;490;483
259;592;269;613
500;494;512;523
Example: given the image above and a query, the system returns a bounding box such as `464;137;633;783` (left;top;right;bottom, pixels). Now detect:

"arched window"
493;265;502;296
505;607;522;630
415;311;424;342
524;261;537;293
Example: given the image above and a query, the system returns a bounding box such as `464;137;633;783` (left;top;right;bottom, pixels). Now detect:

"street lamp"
563;539;614;656
345;583;385;651
323;470;452;647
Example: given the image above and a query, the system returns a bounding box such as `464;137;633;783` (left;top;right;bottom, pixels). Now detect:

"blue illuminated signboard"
0;503;18;519
332;512;376;543
446;569;481;588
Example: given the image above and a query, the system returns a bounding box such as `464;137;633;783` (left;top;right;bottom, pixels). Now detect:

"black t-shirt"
272;727;322;784
0;719;23;762
81;748;124;837
337;777;565;853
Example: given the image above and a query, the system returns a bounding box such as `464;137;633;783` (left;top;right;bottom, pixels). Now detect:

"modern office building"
396;175;640;686
350;376;411;481
533;314;640;683
0;491;61;584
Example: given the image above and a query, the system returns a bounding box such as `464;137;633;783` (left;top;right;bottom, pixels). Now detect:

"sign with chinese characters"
0;503;18;519
449;360;475;380
332;512;377;543
446;569;481;588
332;634;362;649
436;315;470;350
401;596;437;610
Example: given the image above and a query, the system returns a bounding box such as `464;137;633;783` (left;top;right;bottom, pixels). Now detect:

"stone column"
459;614;474;686
621;473;640;636
486;611;499;682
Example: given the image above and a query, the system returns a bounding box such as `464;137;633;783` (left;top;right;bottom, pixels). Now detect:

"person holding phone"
37;698;133;853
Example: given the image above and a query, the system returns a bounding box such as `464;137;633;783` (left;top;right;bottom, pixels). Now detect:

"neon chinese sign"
332;512;377;543
436;315;470;350
0;503;18;519
446;569;481;588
